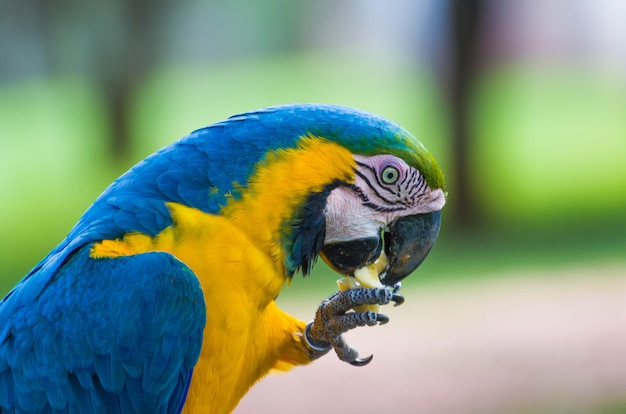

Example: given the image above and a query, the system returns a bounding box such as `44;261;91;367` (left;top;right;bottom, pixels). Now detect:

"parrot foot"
304;288;404;365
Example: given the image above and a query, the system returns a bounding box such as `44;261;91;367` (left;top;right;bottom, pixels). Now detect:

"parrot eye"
381;166;399;184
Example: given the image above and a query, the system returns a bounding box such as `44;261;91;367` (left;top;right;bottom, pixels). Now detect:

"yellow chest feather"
92;204;308;413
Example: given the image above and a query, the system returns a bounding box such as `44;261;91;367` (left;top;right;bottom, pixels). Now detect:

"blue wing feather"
0;245;205;413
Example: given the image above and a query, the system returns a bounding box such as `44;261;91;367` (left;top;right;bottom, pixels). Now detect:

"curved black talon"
376;313;389;325
391;292;405;307
349;354;373;367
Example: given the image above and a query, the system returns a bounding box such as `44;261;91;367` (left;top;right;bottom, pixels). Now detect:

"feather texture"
0;245;205;412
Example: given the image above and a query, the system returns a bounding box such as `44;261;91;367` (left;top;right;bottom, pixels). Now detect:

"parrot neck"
220;136;356;277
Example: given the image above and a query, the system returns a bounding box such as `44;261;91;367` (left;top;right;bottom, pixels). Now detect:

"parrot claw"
349;354;374;367
304;288;400;364
376;313;389;325
392;292;405;307
330;334;372;366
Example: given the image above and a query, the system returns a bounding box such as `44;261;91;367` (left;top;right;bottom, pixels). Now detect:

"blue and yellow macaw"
0;104;446;413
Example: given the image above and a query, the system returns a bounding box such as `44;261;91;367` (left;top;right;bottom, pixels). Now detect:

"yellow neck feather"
221;136;356;274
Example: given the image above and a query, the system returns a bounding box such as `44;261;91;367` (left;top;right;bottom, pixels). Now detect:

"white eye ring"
381;166;399;184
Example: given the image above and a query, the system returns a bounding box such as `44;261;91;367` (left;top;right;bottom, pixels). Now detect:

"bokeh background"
1;0;625;413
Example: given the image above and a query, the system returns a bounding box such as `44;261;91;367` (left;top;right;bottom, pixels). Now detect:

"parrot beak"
320;236;382;277
380;210;441;286
320;210;441;286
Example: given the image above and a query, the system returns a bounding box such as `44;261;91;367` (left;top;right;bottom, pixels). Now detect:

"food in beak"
336;251;390;313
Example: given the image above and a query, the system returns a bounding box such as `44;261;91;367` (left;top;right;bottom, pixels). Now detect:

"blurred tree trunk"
448;0;484;227
105;80;133;161
31;0;167;161
98;0;165;161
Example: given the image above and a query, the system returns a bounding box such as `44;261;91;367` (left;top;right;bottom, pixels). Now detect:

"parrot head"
319;153;445;287
220;104;447;287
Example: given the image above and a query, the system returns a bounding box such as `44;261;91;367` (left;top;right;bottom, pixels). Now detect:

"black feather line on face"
284;180;345;277
356;161;398;198
362;202;405;213
354;169;400;207
404;172;428;204
354;161;417;210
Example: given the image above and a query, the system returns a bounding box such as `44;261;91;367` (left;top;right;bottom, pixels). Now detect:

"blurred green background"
1;1;625;413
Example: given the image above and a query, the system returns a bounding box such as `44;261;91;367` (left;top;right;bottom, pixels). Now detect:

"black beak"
320;210;441;286
380;210;441;286
320;237;382;276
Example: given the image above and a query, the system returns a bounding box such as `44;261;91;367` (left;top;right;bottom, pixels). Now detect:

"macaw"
0;104;446;413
